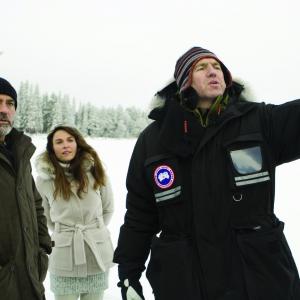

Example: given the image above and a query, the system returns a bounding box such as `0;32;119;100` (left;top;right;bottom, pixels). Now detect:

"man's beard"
0;112;13;139
0;124;12;137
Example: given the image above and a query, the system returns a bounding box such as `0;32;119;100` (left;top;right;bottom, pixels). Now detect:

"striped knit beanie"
0;77;17;108
174;47;232;92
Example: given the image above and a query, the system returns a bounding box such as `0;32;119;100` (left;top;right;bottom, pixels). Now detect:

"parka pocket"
236;222;300;299
146;236;201;300
88;228;114;268
0;261;19;299
223;133;271;190
38;249;49;282
144;154;182;206
0;261;14;286
50;233;73;271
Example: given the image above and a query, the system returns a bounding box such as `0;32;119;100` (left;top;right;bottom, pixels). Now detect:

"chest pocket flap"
224;133;271;188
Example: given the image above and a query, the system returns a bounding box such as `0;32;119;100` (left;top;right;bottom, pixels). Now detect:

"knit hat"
0;77;17;108
174;46;232;92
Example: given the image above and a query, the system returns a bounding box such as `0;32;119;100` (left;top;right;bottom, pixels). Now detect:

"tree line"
14;81;151;138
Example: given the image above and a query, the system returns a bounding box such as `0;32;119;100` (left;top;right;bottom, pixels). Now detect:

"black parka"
0;128;52;300
114;82;300;300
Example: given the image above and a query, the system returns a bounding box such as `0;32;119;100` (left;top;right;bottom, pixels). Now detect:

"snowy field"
30;135;300;300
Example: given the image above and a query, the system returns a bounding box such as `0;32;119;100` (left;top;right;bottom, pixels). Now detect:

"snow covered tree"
22;83;43;133
42;92;57;132
16;80;150;137
50;93;64;129
113;106;130;138
85;103;100;136
76;103;89;135
32;85;43;133
126;106;151;136
61;94;75;126
15;81;30;130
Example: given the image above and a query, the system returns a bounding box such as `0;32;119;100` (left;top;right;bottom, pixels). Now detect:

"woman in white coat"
35;125;114;300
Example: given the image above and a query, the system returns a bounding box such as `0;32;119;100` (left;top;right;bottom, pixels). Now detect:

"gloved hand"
118;279;145;300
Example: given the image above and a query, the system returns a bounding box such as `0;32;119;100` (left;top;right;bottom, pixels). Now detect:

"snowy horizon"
30;135;300;300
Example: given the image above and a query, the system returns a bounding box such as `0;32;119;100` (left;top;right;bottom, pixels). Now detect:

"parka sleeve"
36;176;55;233
32;177;52;254
100;175;114;226
113;130;160;281
262;99;300;165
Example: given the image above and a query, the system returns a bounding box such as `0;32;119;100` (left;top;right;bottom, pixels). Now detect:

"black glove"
118;279;145;300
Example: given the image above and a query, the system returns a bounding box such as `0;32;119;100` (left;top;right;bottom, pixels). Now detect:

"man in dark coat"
113;47;300;300
0;77;52;299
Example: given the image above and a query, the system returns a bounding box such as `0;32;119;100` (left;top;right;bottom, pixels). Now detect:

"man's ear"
180;86;199;110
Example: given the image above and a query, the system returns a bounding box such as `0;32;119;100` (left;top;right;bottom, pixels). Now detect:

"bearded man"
0;77;52;300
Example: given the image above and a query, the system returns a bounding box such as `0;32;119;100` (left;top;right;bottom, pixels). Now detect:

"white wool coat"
35;153;114;277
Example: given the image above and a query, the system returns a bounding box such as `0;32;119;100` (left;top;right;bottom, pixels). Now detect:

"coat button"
233;193;243;202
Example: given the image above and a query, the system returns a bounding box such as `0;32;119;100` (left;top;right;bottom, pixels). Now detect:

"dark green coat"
0;128;52;300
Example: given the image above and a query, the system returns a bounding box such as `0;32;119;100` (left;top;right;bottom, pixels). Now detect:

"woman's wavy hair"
46;125;106;200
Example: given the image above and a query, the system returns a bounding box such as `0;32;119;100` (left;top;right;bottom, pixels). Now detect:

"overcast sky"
1;0;300;109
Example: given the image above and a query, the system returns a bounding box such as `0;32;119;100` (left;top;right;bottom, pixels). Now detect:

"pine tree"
114;106;130;138
24;84;36;133
41;93;50;132
16;80;150;137
32;85;43;133
61;94;75;126
76;103;89;135
126;106;150;136
15;81;30;130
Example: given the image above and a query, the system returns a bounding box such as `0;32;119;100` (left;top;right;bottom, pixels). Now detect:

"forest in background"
14;81;151;137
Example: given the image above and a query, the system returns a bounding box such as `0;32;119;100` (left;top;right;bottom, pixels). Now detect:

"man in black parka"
114;47;300;300
0;77;52;299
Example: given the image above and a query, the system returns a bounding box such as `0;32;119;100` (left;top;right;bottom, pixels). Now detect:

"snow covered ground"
30;135;300;300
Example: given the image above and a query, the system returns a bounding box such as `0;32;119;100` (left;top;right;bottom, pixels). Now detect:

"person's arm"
35;176;55;232
113;132;160;299
262;100;300;165
100;175;114;226
32;177;52;254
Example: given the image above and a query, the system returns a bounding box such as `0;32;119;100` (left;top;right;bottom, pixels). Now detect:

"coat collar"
148;80;257;157
0;128;35;171
35;152;94;180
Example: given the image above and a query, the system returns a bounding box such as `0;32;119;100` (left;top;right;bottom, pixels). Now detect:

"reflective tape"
155;186;181;202
235;171;269;181
235;176;270;186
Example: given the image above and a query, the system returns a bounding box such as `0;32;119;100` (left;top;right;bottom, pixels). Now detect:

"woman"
35;125;114;300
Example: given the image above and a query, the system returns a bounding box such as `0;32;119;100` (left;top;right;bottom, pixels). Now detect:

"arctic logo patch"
154;165;175;189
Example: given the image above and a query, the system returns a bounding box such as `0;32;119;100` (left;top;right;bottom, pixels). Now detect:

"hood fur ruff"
35;152;93;180
149;78;257;111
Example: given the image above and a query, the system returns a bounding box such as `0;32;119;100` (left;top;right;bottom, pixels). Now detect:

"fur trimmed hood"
35;151;93;180
149;78;257;114
145;78;259;157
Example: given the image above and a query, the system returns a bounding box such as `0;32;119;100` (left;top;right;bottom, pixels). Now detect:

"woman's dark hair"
46;125;106;200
